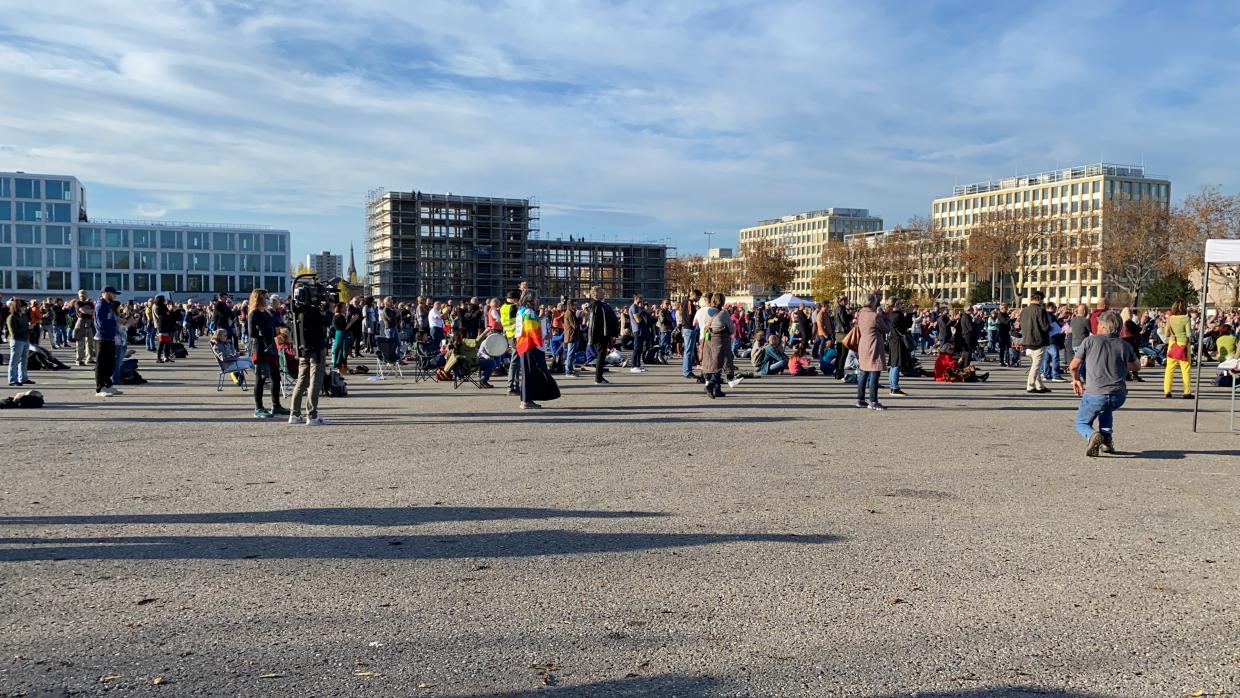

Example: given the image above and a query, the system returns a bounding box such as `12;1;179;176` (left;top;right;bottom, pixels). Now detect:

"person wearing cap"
72;289;96;366
93;287;123;397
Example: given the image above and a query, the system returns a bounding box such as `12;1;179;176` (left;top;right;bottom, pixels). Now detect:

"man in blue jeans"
1069;310;1140;457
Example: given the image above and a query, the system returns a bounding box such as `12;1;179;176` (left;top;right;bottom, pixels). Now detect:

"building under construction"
367;189;667;300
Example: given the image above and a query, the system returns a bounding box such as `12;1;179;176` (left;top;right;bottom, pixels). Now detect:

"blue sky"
2;0;1238;263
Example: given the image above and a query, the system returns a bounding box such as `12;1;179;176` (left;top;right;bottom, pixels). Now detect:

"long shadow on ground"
0;531;840;562
0;506;667;527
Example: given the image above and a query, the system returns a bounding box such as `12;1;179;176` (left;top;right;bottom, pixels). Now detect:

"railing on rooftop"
949;163;1163;197
89;218;276;231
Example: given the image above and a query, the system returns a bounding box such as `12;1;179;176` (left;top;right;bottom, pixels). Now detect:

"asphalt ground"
1;347;1237;697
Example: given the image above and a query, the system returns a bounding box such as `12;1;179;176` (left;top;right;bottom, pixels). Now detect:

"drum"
481;332;509;357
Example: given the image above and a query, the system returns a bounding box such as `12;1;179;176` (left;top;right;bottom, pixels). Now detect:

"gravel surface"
1;351;1237;697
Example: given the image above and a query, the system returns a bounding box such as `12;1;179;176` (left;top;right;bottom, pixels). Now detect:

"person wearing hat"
72;289;96;366
93;287;123;397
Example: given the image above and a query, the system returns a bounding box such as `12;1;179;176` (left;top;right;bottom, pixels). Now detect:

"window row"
0;224;72;245
0;178;73;200
76;228;287;252
3;271;288;295
0;201;73;222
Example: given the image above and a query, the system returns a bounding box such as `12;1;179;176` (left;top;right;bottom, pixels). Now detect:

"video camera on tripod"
290;272;338;311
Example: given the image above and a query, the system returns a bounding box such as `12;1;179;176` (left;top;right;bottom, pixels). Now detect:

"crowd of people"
3;282;1239;451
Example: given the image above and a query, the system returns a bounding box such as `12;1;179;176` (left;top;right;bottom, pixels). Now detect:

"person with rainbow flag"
514;288;560;409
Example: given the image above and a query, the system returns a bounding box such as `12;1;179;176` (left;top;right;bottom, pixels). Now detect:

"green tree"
1142;272;1198;310
968;279;994;305
337;280;352;304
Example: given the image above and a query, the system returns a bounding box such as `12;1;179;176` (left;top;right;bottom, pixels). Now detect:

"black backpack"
324;370;348;397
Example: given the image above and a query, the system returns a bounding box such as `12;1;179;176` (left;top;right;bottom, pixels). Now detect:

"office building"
306;250;342;281
0;171;291;299
930;163;1171;305
366;189;667;300
739;208;884;296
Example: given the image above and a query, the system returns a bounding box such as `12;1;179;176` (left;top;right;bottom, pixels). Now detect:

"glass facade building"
1;172;291;299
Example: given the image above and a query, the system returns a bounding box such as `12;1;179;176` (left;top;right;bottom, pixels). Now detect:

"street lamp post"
704;231;715;255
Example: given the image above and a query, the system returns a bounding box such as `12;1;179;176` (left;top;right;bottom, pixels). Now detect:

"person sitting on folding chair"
446;328;498;389
210;328;252;390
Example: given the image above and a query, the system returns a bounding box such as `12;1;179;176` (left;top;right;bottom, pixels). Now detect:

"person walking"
1020;291;1052;394
288;284;328;426
588;286;619;384
93;287;122;397
854;292;892;410
1163;299;1194;399
1070;310;1140;456
6;298;31;387
700;293;734;398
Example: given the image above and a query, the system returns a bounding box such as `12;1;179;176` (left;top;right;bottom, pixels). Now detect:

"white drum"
480;332;509;357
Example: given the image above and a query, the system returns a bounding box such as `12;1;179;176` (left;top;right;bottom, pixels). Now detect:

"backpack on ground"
324;370;348;397
172;342;189;359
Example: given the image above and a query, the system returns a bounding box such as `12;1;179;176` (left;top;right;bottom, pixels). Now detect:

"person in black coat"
587;286;619;384
887;302;913;396
956;310;976;368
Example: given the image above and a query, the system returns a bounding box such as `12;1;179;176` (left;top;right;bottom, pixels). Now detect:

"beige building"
739;207;883;296
930;163;1171;306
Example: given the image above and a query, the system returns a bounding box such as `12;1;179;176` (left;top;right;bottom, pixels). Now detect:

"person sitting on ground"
818;339;838;376
933;351;990;383
1216;324;1236;364
788;343;817;376
754;333;788;376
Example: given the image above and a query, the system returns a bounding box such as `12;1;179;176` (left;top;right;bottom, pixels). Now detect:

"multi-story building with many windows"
739;208;884;296
367;189;666;300
306;250;343;280
0;171;291;299
930;163;1171;305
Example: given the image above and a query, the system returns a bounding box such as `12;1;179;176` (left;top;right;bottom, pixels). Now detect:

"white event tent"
767;293;816;308
1192;238;1240;432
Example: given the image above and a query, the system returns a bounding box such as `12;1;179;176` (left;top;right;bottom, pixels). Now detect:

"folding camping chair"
278;350;296;398
212;345;251;391
444;351;482;390
375;338;405;380
406;341;439;383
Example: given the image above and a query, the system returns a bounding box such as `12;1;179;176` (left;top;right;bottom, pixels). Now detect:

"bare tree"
1175;186;1240;307
664;256;697;297
1100;193;1173;306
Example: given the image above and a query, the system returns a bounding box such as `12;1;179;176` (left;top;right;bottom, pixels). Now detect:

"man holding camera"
288;281;329;426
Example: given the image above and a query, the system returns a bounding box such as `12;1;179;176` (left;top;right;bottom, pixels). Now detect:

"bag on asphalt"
172;342;189;359
324;370;348;397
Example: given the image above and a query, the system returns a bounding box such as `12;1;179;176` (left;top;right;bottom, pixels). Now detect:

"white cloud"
0;0;1237;260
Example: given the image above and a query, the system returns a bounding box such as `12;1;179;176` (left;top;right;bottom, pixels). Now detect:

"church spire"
347;242;358;283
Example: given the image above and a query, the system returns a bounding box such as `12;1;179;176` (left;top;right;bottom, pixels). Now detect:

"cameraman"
288;280;329;426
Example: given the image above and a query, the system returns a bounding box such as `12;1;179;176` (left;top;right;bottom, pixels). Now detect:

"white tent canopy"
767;293;816;308
1193;239;1240;432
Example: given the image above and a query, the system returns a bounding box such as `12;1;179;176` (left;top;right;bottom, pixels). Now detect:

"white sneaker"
287;415;305;425
563;372;577;378
727;377;744;388
306;416;328;426
96;390;112;397
630;367;644;373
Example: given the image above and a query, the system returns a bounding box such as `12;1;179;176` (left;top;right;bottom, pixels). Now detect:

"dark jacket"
831;304;851;339
1019;302;1051;349
248;309;278;359
588;300;619;345
888;310;912;368
94;297;117;341
6;310;29;342
957;312;976;351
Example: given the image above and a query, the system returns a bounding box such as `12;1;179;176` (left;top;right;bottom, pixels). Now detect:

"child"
211;329;253;386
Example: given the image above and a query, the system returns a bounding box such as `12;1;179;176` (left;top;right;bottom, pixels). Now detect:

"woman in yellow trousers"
1163;300;1193;399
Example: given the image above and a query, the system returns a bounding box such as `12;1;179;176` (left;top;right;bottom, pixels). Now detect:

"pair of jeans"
479;356;498;383
1074;392;1126;440
856;369;879;404
112;341;127;386
146;322;157;351
888;366;900;391
659;330;671;356
997;338;1012;365
1041;344;1061;379
7;340;29;384
631;333;645;368
53;325;68;347
507;339;522;391
563;340;577;375
681;328;698;377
